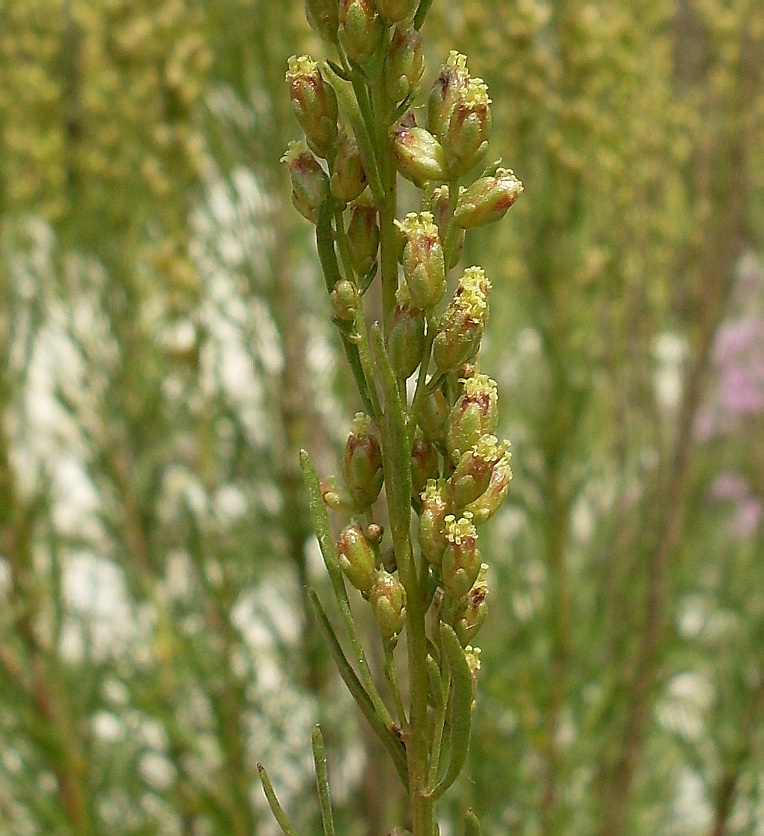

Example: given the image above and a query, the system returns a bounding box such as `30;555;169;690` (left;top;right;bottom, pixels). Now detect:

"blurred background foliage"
0;0;762;834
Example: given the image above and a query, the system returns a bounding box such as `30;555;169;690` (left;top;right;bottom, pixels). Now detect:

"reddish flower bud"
370;570;407;638
418;479;450;567
392;125;447;186
417;387;449;444
305;0;340;43
433;266;491;371
410;432;439;499
444;76;492;176
385;25;424;103
399;212;446;310
347;203;380;277
387;285;425;379
366;523;384;545
454;168;523;228
464;449;512;524
281;141;329;224
446;374;499;463
330;279;359;321
343;413;384;508
427;51;471;142
330;132;368;203
442;512;481;597
449;435;507;509
377;0;418;22
337;522;377;593
286;56;339;158
320;474;355;511
451;564;489;645
339;0;383;64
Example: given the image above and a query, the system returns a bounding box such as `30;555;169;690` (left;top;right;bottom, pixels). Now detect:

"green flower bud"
453;564;488;646
337;522;377;593
281;141;329;224
330;279;358;321
411;432;439;499
385;25;424;103
286;56;339;158
449;435;507;509
347;203;380;276
428;51;471;142
305;0;340;43
377;0;418;22
400;212;446;310
454;168;523;228
370;570;407;638
417;387;449;444
433;266;491;371
339;0;383;64
392;124;447;186
343;413;383;508
442;512;481;597
418;479;450;566
387;285;425;379
444;76;492;176
464;449;512;524
428;185;464;269
446;374;499;463
330;132;367;203
320;474;355;511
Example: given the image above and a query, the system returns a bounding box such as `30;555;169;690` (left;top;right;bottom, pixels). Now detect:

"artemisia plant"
259;1;522;833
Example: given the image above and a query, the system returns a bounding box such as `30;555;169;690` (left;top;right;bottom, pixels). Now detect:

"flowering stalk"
271;2;522;832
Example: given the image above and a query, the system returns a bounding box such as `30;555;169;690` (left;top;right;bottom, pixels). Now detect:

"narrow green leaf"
464;808;482;836
257;763;299;835
308;589;409;785
316;202;374;413
371;324;413;583
320;62;384;203
414;0;435;30
426;624;473;800
311;725;336;836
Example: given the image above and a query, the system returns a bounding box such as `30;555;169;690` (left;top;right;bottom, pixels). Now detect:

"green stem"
384;640;409;731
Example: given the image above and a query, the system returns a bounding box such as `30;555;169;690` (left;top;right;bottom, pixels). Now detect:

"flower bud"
286;56;339;158
366;523;384;545
442;512;481;597
385;25;424;103
347;203;380;277
446;374;499;463
330;279;358;321
453;564;488;646
281;141;329;224
337;522;377;594
400;212;446;310
339;0;382;64
411;432;439;499
428;51;471;141
392;124;447;186
417;387;449;444
465;449;512;524
454;168;523;228
320;474;355;511
343;413;383;508
387;285;425;379
370;570;407;638
418;479;450;566
305;0;340;43
449;435;507;509
433;266;491;371
377;0;418;22
444;76;492;176
330;132;368;203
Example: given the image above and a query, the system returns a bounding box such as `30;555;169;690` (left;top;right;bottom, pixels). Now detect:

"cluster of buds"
283;0;521;777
